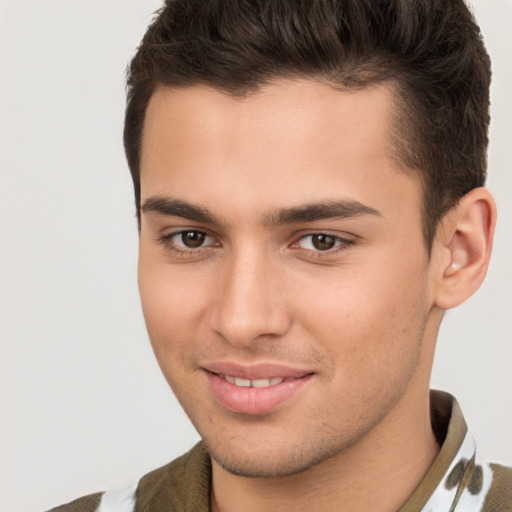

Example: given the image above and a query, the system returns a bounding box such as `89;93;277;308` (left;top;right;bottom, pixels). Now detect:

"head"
126;0;495;479
125;0;491;249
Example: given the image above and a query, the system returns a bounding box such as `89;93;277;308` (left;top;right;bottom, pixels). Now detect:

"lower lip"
205;372;312;415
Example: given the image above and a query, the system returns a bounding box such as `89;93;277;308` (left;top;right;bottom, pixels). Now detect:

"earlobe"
433;187;496;310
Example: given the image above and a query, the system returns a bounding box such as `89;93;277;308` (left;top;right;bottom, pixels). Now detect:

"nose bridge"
209;243;290;346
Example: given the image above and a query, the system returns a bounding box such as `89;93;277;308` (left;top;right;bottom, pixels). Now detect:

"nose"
208;248;291;347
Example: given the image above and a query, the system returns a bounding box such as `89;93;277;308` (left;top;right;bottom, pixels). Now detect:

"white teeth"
223;375;285;388
252;378;271;388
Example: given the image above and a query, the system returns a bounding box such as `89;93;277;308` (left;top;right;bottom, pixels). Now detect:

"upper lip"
202;361;313;380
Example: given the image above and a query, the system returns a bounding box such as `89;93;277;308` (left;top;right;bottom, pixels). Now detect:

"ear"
433;187;496;310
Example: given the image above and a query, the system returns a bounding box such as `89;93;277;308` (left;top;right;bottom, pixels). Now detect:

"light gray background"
0;1;510;511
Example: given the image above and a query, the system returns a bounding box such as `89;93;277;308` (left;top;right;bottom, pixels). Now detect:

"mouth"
202;363;314;415
218;374;290;388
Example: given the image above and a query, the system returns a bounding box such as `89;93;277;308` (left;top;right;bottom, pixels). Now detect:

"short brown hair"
124;0;491;248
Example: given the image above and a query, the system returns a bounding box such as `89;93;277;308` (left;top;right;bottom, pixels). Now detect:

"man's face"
138;80;439;477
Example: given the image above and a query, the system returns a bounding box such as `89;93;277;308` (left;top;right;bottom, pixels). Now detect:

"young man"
50;0;511;511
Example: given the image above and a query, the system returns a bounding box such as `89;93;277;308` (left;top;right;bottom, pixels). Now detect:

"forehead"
142;79;399;162
140;79;421;224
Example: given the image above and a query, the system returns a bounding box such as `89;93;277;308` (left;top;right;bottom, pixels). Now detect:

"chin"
202;431;346;478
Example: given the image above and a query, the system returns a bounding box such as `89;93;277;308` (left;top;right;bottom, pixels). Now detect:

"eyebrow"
142;196;221;225
263;200;383;225
141;196;383;226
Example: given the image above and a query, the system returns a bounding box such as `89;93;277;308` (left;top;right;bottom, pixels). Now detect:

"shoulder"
44;443;210;512
46;493;103;512
45;483;138;512
482;463;512;511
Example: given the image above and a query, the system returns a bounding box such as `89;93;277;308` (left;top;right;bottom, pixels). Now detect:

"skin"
137;79;495;512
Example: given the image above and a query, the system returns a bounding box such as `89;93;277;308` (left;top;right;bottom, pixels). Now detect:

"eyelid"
289;231;355;255
171;230;215;248
158;228;220;255
156;227;355;259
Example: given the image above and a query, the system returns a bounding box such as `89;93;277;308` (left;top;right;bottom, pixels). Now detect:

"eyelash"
158;230;218;257
158;230;355;258
291;233;354;256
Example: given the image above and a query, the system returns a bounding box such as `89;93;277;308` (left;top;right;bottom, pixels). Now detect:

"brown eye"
295;233;351;253
311;234;336;250
159;230;218;255
180;231;206;248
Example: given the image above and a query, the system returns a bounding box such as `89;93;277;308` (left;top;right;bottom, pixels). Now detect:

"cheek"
293;254;429;380
137;253;210;364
